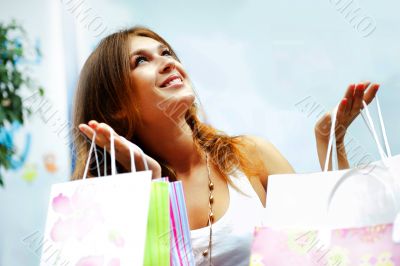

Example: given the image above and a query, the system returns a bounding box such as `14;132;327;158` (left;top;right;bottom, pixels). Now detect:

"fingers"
351;83;366;115
363;81;371;90
343;84;355;114
97;122;114;137
88;120;98;127
336;98;348;120
88;120;115;135
78;124;95;140
322;81;380;145
343;81;379;115
79;121;118;151
363;83;380;105
78;121;154;172
79;124;105;149
335;98;348;143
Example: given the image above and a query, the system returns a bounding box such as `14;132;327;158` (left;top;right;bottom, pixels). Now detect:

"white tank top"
190;169;265;266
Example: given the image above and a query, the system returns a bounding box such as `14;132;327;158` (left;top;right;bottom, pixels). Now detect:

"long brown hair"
71;26;264;182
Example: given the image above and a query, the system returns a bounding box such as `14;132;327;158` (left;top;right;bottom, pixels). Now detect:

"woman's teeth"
164;78;182;87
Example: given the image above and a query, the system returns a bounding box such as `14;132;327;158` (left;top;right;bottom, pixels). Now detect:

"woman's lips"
160;78;184;89
160;72;185;87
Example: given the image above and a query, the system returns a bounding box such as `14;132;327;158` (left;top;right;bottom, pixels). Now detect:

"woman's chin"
159;85;195;104
178;90;195;105
155;88;195;119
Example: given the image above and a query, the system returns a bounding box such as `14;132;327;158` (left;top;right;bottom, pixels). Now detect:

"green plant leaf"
0;18;45;188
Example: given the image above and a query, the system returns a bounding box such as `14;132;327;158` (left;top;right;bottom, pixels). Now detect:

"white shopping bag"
251;164;400;266
40;128;152;266
264;97;400;230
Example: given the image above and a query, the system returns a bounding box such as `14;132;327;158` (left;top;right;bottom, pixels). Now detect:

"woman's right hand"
78;120;162;178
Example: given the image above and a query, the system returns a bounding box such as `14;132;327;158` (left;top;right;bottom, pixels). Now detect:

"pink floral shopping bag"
250;224;400;266
40;130;153;266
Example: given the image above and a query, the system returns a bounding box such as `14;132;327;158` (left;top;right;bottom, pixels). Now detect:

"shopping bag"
144;180;170;266
251;167;400;265
264;97;400;229
40;129;152;266
250;98;400;265
250;223;400;266
169;181;195;266
149;178;195;265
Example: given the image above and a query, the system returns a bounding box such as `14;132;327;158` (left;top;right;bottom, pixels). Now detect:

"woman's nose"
160;57;176;73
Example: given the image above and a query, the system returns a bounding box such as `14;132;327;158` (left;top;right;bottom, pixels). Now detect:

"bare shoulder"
238;135;295;183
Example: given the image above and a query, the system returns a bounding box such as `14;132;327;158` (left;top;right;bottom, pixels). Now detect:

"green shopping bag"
144;180;170;265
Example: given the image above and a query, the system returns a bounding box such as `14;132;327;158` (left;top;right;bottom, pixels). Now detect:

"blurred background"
0;0;399;265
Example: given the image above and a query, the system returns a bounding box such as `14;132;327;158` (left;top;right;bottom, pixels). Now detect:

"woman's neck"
136;118;204;176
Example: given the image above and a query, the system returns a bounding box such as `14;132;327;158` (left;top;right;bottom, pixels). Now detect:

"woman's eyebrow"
129;44;168;58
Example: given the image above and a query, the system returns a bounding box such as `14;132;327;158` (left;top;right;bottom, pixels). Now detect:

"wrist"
336;141;347;158
315;128;330;144
315;128;346;145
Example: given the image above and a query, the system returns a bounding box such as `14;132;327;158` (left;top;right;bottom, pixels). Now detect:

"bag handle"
109;127;149;175
358;98;400;243
323;105;339;172
82;132;100;180
326;167;399;217
360;96;391;159
119;136;149;172
82;127;149;179
323;96;390;172
320;96;399;243
318;164;400;244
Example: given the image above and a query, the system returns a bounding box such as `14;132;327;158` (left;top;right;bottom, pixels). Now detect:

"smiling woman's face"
129;36;195;127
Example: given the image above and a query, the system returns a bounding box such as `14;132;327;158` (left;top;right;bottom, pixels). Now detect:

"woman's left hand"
314;81;380;170
315;81;380;144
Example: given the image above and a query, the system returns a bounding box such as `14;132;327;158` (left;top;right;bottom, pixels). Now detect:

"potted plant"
0;19;45;187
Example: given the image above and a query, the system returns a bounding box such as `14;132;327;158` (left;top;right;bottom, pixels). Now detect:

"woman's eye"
162;49;172;56
133;50;172;68
135;56;147;66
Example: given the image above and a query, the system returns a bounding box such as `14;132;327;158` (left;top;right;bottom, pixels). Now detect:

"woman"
73;26;379;265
